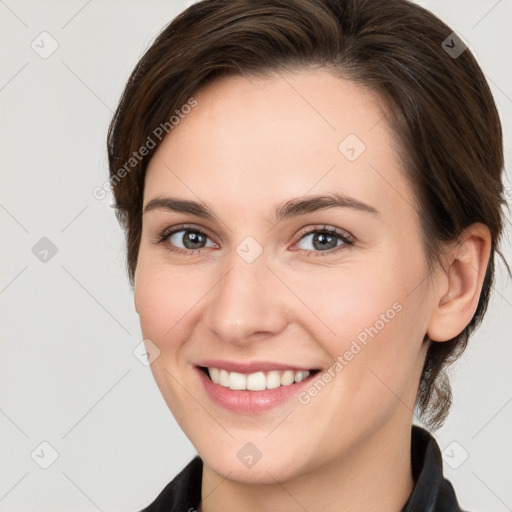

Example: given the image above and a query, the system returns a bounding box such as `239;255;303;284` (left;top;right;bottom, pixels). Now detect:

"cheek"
134;261;206;343
287;264;411;351
134;261;210;422
288;254;429;400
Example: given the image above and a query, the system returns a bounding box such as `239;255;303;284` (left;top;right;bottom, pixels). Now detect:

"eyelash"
153;223;354;258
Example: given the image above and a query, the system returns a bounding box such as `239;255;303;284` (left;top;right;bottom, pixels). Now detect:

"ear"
427;223;492;342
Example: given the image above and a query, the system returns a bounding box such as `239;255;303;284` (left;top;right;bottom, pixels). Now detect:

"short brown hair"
107;0;508;428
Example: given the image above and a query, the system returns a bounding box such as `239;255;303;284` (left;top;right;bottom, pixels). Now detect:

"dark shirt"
140;426;465;511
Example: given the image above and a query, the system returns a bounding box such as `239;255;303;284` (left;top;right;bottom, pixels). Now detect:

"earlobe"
427;223;491;342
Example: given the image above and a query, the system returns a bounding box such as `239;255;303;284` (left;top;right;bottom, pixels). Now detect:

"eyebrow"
143;193;378;222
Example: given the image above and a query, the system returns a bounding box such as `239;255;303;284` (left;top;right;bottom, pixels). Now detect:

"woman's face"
135;70;435;482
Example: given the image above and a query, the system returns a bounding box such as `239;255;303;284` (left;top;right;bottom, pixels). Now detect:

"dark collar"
140;426;464;512
401;426;464;512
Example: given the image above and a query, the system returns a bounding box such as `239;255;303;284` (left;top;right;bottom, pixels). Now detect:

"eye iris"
313;232;337;250
183;231;206;249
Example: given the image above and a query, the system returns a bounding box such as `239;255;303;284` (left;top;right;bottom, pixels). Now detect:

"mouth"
198;366;321;391
195;363;323;413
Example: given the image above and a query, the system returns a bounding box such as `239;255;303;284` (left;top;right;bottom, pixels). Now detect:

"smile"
201;367;317;391
196;364;321;413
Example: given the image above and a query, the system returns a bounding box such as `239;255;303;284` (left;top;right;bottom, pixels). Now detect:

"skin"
134;70;491;512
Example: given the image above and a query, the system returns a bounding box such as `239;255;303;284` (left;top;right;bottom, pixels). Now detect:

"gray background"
1;0;511;510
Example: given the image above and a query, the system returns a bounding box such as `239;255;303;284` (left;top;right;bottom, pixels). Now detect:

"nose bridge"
206;248;286;344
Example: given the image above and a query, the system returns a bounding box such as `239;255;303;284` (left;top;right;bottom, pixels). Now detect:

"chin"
204;454;307;485
196;437;318;485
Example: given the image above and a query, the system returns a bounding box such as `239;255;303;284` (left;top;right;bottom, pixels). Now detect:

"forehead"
144;70;414;216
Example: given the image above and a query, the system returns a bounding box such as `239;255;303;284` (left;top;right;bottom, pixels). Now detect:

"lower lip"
196;367;318;413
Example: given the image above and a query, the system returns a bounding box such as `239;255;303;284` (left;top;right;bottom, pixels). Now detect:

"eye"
155;224;217;254
154;224;353;257
293;226;353;256
168;229;215;250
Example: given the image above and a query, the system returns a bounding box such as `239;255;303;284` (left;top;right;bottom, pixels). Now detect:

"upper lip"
196;360;318;373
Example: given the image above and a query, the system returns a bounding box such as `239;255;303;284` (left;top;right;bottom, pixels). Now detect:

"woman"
107;0;507;510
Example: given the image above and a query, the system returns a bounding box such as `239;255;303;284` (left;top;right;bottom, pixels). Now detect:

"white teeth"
280;370;294;386
246;371;266;391
228;371;246;390
209;367;219;384
206;367;311;391
294;371;309;383
266;370;281;389
219;369;229;387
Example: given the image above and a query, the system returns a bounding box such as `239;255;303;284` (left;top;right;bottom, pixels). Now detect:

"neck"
199;417;415;512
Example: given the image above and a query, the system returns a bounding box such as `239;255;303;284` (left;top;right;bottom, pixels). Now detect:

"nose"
204;251;288;346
